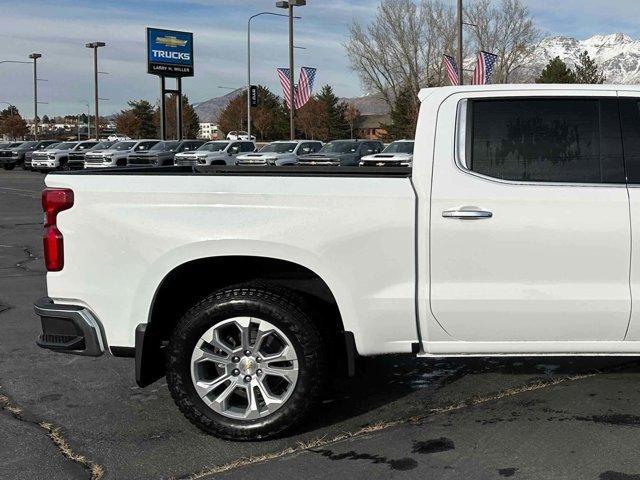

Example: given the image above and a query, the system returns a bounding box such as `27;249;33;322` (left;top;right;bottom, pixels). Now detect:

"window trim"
454;97;626;188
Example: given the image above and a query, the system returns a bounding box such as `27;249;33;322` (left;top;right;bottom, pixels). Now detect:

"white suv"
84;139;159;168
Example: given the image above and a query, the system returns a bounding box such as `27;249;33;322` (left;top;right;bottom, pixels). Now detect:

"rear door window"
463;98;624;184
620;98;640;183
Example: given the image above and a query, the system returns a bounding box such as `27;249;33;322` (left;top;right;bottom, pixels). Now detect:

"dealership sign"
146;27;194;77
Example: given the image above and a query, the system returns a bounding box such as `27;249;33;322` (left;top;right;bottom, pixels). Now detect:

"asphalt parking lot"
3;169;640;480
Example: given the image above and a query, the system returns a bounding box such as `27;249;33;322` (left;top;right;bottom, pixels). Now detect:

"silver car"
236;140;323;166
174;140;256;166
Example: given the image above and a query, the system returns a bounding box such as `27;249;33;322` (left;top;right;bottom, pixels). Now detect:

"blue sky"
1;0;639;117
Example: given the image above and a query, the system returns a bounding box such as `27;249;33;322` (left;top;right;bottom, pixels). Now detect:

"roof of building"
357;114;391;129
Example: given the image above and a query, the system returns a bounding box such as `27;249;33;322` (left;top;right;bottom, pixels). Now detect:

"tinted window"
240;142;255;152
321;141;358;154
620;99;640;183
465;98;624;184
76;142;98;150
180;141;203;152
199;142;228;152
136;141;159;151
365;142;383;154
299;142;321;154
383;141;414;154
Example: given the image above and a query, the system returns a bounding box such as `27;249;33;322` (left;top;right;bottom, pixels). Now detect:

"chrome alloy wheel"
190;317;299;420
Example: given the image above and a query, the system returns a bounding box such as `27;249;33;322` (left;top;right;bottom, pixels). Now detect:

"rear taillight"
42;188;74;271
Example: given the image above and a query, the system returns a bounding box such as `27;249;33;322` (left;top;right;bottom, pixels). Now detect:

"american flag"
472;51;498;85
443;54;460;86
294;67;317;109
277;67;296;109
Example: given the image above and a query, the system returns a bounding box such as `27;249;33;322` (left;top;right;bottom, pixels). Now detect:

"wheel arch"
136;255;354;387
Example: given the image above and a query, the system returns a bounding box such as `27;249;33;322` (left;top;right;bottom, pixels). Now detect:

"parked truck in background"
359;139;414;167
84;140;160;168
24;142;59;170
174;140;255;166
236;140;323;166
297;139;384;166
127;140;205;167
68;140;116;170
0;140;58;170
30;141;84;171
35;84;640;441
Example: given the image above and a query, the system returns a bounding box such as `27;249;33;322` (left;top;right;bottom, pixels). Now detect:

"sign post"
146;27;194;140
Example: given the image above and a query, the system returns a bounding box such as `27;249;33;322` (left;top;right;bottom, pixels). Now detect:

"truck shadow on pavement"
296;354;640;436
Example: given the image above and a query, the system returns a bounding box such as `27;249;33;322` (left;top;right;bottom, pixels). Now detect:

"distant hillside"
193;89;389;124
193;88;244;123
340;95;389;116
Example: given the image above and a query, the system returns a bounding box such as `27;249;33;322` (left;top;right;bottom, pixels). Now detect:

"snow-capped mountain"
529;33;640;83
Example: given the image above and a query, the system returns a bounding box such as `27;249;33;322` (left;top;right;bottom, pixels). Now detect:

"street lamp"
85;42;106;139
28;53;42;140
247;11;299;140
276;0;306;140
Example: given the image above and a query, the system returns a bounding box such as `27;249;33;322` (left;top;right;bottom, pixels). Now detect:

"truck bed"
44;168;418;356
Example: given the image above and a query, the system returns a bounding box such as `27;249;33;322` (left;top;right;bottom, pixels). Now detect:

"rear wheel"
2;164;15;171
166;286;326;440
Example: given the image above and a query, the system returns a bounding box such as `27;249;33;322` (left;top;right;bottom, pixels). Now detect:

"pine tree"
182;96;201;138
251;85;287;141
575;51;606;84
161;95;201;139
315;85;350;140
536;57;576;84
385;87;418;141
128;100;157;138
218;93;246;136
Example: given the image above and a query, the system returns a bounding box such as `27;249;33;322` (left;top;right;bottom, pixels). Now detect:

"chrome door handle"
442;208;493;219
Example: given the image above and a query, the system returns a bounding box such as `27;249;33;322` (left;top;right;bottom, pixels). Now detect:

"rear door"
618;93;640;341
429;92;631;342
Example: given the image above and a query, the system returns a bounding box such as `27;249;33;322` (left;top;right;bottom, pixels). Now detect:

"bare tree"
465;0;540;83
345;103;361;139
345;0;540;111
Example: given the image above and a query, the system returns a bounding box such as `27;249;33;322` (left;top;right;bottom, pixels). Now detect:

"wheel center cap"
238;357;257;376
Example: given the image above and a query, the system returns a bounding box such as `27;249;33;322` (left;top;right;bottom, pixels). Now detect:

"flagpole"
288;3;295;140
457;0;463;85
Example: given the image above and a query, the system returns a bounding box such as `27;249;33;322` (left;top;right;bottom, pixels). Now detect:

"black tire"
166;286;327;440
3;164;15;171
59;159;69;171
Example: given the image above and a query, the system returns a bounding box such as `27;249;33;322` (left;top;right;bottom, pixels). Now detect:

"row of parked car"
0;137;414;171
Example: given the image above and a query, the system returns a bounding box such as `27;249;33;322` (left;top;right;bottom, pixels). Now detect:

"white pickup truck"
35;84;640;440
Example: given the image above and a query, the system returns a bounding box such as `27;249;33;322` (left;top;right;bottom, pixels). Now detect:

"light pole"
276;0;305;140
247;11;298;140
28;53;42;140
84;102;90;139
85;42;106;139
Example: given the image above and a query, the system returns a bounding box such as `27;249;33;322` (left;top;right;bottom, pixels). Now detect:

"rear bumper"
34;297;105;356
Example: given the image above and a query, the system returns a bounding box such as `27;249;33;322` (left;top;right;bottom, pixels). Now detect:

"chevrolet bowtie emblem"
156;36;187;48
